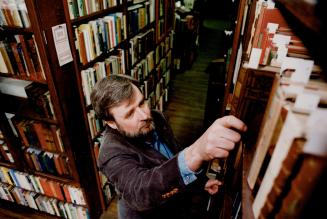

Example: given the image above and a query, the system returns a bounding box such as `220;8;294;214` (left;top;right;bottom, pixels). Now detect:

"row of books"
147;84;167;112
245;1;310;70
81;49;126;106
130;50;154;81
0;0;30;28
156;31;173;64
25;82;56;119
143;66;170;111
246;68;327;218
93;134;116;204
173;11;199;71
0;182;89;219
0;166;86;205
129;29;172;70
74;12;126;65
66;0;120;20
129;28;154;66
14;118;64;153
24;148;72;176
140;33;172;100
87;110;104;139
156;0;165;39
140;57;164;99
0;34;45;81
0;138;14;163
157;18;164;40
127;1;154;36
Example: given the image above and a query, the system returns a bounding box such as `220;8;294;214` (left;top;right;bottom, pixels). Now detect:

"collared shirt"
147;131;197;185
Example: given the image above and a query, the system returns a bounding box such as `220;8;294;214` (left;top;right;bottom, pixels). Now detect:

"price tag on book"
52;24;73;66
293;92;320;114
267;23;279;33
272;34;291;46
304;108;327;156
280;57;314;84
247;48;261;69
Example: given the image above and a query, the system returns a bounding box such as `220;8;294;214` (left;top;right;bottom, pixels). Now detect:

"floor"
100;16;229;219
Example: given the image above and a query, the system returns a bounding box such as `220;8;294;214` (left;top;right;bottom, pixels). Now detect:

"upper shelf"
70;5;123;25
0;26;33;35
275;0;322;34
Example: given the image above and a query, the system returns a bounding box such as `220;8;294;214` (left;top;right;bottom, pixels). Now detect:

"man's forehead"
110;85;143;114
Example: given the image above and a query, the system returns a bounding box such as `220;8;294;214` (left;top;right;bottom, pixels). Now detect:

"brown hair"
90;74;139;121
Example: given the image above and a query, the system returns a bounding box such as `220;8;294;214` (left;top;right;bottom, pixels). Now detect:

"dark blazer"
98;110;208;219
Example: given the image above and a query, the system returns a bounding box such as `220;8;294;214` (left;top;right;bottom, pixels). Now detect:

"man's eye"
140;100;147;106
126;111;133;118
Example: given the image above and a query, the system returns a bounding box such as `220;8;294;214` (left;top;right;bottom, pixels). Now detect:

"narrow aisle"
164;19;230;148
101;18;230;219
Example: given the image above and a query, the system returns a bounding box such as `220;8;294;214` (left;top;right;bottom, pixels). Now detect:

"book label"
52;24;73;66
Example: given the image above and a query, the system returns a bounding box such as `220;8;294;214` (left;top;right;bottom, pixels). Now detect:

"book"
230;65;277;146
247;75;283;189
0;41;14;73
252;107;308;218
276;154;327;219
259;138;305;218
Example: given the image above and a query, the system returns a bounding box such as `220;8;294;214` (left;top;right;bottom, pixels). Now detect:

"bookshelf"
0;0;102;218
218;0;327;218
61;0;175;213
173;4;200;72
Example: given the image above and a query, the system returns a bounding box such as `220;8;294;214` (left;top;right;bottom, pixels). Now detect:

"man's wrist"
184;145;202;172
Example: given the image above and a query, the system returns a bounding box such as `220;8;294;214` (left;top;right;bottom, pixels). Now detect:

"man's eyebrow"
124;108;134;118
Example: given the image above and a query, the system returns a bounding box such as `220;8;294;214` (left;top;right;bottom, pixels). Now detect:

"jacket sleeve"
100;150;187;212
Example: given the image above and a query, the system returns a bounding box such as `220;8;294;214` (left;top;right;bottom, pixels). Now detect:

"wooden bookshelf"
219;0;327;218
0;0;103;218
60;0;175;213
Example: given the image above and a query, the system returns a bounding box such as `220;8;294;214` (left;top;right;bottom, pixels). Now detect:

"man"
91;74;246;219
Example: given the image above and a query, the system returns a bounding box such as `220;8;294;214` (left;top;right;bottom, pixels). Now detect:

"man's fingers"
205;179;222;195
216;115;247;132
214;137;235;151
217;127;242;143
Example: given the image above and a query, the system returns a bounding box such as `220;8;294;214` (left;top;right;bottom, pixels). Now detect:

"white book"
16;0;31;28
252;110;305;218
81;70;91;105
64;202;73;219
29;175;40;193
0;47;10;73
89;20;102;56
17;172;33;191
8;0;23;27
58;202;69;219
0;9;8;26
51;198;61;217
0;77;32;98
24;191;38;209
0;186;8;200
34;176;44;194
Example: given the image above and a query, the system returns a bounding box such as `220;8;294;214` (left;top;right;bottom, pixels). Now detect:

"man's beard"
116;120;155;138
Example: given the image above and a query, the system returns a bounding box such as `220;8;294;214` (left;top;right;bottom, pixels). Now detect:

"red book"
15;120;30;146
49;181;64;201
253;7;289;49
62;185;72;203
53;154;64;175
38;178;54;197
32;121;56;151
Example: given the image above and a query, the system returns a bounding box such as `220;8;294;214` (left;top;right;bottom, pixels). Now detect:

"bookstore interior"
0;0;326;218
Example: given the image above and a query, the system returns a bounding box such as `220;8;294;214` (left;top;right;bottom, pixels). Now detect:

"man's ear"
106;121;118;130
